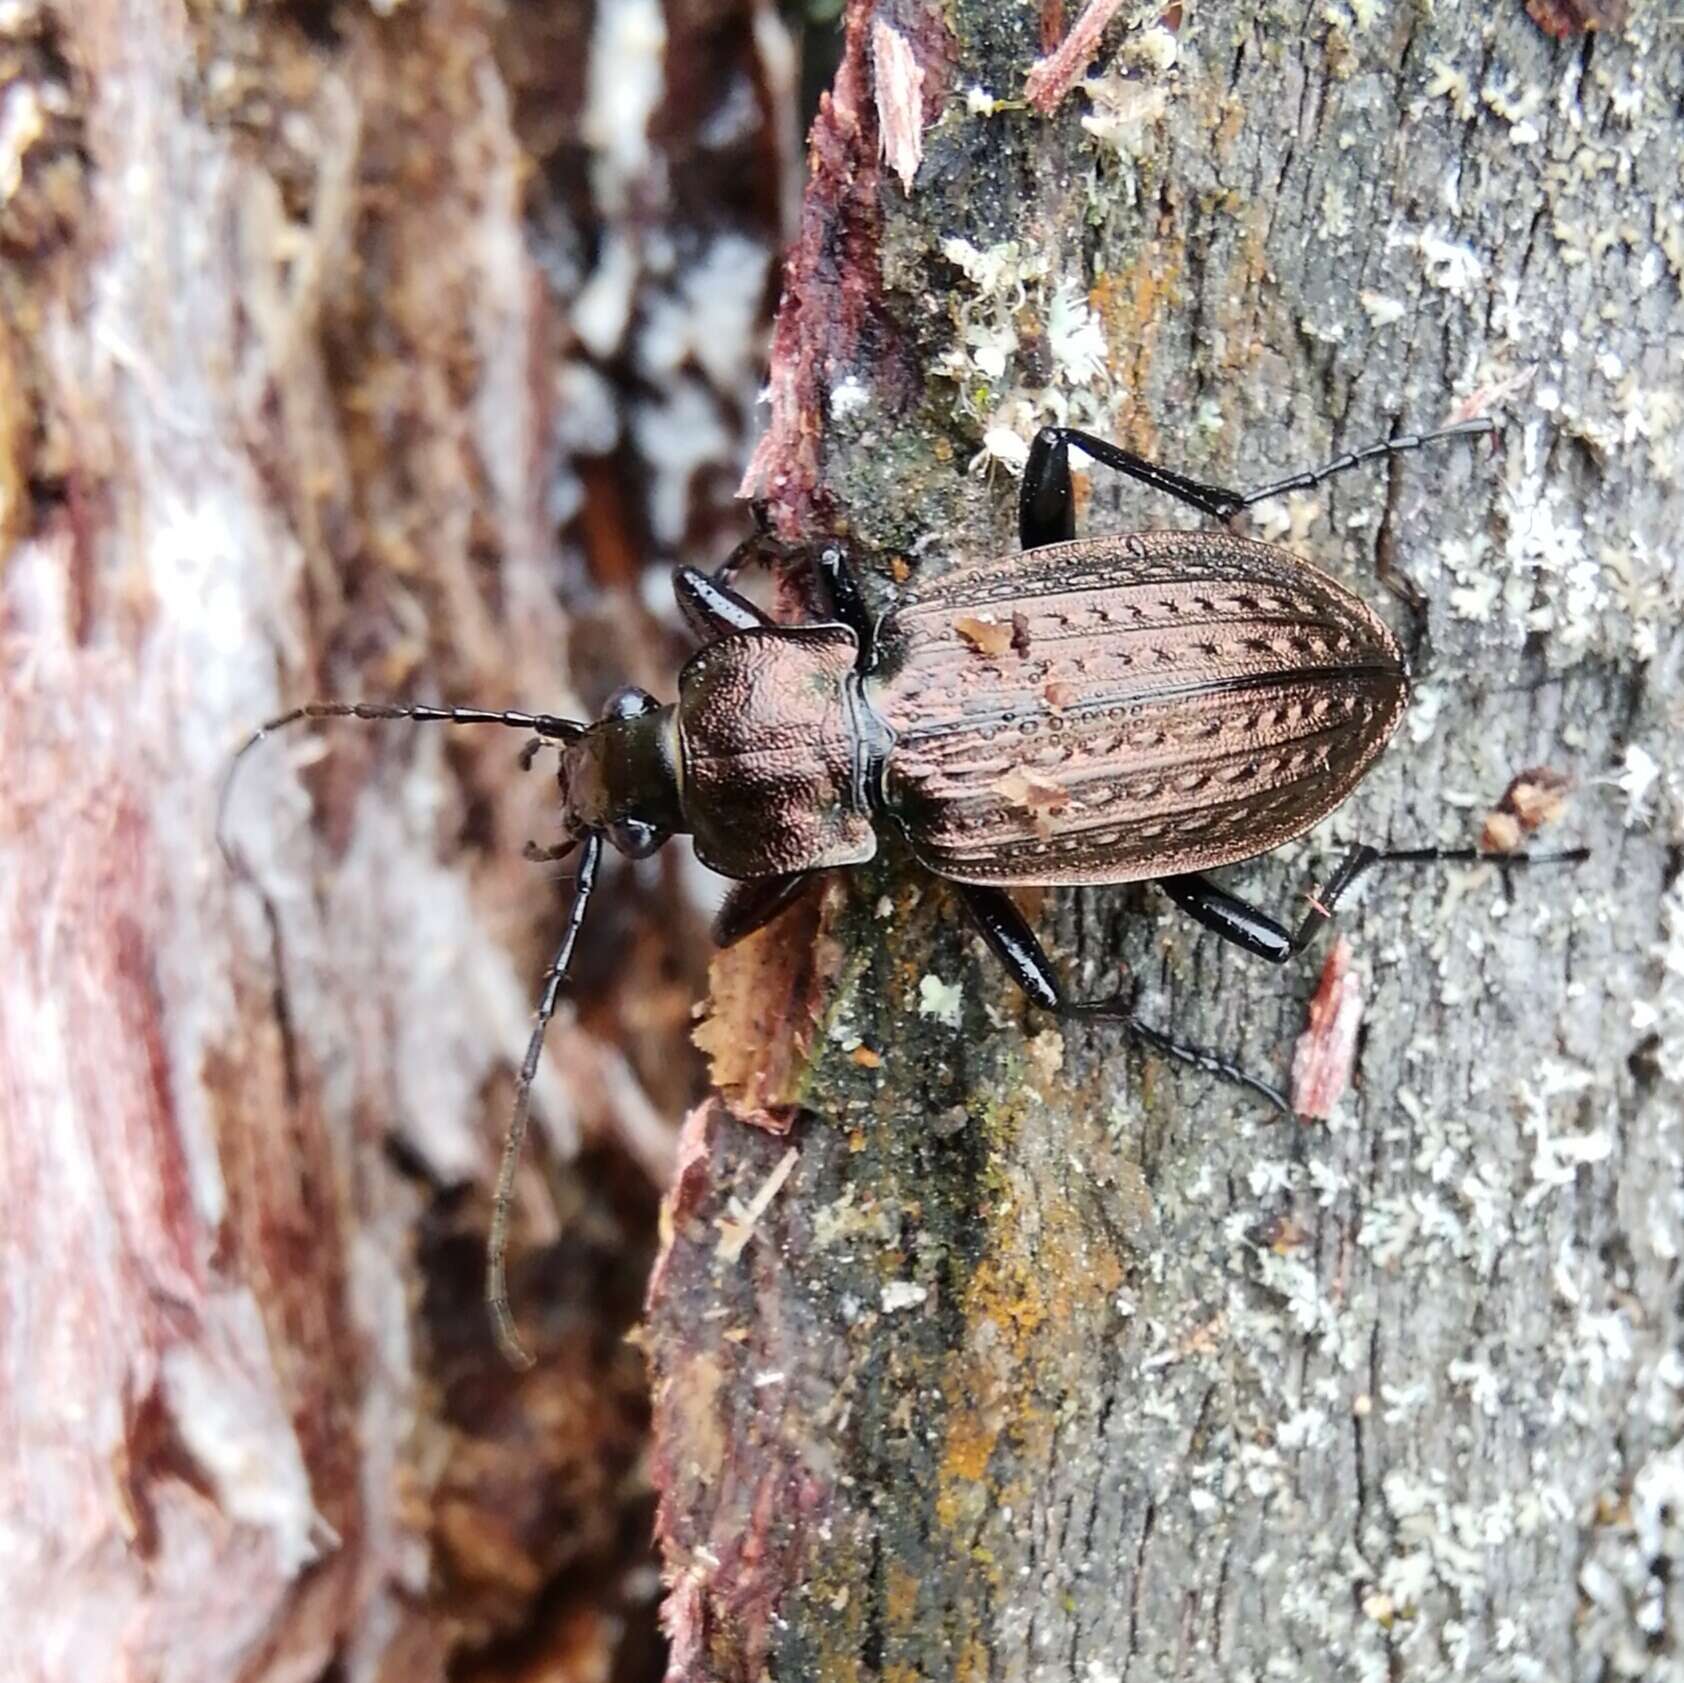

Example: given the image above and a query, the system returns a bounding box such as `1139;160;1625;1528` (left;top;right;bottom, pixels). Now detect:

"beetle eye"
603;684;658;721
607;817;665;859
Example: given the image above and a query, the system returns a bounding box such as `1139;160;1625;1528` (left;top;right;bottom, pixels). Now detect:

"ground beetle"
223;416;1581;1364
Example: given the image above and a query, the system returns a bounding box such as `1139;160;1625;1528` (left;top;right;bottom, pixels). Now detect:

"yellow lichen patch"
941;1407;998;1484
1090;237;1186;452
885;1562;922;1630
964;1254;1050;1356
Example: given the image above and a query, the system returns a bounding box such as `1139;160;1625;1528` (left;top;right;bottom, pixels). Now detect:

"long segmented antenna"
217;700;587;871
487;830;603;1369
217;695;595;1368
1238;417;1495;508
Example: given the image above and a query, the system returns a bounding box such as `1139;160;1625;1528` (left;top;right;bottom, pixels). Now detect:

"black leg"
1017;416;1497;551
712;528;797;592
713;872;813;948
1237;417;1493;508
957;882;1292;1116
1159;837;1590;965
812;542;877;661
1020;428;1247;548
487;831;604;1369
674;563;774;639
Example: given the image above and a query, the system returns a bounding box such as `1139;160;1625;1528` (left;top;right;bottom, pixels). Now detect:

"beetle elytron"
224;416;1576;1364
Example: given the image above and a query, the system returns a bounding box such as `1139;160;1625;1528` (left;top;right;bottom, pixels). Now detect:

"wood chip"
716;1146;799;1263
1290;937;1363;1121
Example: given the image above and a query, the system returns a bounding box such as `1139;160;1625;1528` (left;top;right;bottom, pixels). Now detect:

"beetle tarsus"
522;838;578;865
1237;417;1495;508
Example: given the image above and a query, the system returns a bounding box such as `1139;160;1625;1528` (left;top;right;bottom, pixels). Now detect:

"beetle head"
559;684;683;859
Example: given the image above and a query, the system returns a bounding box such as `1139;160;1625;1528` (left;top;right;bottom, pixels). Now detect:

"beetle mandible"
222;416;1578;1365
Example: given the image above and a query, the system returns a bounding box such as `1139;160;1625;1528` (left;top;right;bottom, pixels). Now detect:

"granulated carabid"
221;417;1582;1363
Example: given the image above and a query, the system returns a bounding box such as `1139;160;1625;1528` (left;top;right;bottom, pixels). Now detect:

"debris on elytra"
954;613;1016;657
1291;937;1363;1121
871;18;924;193
990;767;1067;839
1481;765;1572;854
716;1146;799;1263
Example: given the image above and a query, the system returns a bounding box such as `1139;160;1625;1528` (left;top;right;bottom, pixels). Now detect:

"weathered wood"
0;1;788;1677
648;3;1684;1679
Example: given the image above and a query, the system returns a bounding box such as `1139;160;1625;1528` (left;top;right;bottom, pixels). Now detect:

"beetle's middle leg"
955;882;1292;1115
1159;840;1590;963
713;872;814;947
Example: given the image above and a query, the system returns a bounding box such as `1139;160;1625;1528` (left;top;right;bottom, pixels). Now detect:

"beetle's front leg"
713;872;813;947
812;542;876;660
1159;839;1591;963
674;563;775;638
956;882;1293;1116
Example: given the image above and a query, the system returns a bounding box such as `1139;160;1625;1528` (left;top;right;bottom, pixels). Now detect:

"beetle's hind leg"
956;882;1293;1116
1160;838;1590;964
1019;429;1244;549
1234;417;1493;509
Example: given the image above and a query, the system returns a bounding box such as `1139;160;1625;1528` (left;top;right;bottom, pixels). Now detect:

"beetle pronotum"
222;418;1584;1365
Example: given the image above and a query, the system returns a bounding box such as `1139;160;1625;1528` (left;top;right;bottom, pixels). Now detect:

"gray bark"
647;3;1684;1680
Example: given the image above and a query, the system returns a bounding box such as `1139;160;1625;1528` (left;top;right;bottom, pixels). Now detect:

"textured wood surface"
0;1;788;1677
648;3;1684;1680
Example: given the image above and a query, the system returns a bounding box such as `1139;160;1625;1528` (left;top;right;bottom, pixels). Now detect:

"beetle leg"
1020;428;1245;549
812;542;877;661
713;872;814;948
1160;836;1590;963
956;882;1292;1116
674;563;774;638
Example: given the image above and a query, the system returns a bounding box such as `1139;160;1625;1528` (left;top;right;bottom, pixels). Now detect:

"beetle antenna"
1238;417;1495;508
486;829;604;1369
218;701;587;872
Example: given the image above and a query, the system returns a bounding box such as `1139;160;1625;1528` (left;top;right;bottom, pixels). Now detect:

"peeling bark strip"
872;18;927;192
656;1;1684;1678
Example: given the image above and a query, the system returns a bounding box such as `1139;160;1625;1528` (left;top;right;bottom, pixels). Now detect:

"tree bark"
648;4;1684;1681
1;1;790;1678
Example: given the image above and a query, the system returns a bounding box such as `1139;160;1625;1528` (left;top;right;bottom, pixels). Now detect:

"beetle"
223;415;1580;1364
